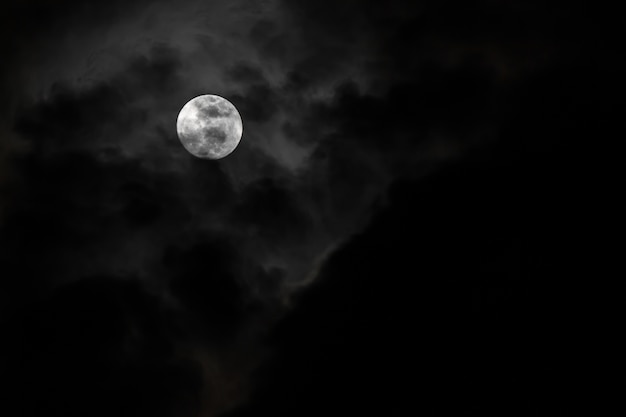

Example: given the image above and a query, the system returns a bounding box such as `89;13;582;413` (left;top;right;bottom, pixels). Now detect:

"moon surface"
176;94;243;159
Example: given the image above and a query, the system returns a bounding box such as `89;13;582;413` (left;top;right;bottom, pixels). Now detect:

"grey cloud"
3;0;546;322
226;62;268;85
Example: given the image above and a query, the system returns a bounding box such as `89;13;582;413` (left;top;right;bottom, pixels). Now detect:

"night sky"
0;1;619;416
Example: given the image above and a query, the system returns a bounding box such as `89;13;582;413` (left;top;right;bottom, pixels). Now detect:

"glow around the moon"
176;94;243;159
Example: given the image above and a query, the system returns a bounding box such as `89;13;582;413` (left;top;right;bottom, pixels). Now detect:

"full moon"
176;94;243;159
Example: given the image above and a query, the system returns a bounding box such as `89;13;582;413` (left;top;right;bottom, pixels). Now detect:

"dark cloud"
1;277;203;417
226;62;268;85
11;43;182;160
162;237;247;339
247;19;289;63
221;1;615;415
230;84;279;123
230;178;310;243
225;134;598;417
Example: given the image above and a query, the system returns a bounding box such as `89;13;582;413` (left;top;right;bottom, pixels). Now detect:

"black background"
0;1;620;416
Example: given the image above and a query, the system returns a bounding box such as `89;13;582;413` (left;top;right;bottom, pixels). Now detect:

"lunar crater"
204;127;228;143
203;105;232;118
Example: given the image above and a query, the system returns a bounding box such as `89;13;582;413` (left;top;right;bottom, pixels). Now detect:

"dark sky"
0;1;619;416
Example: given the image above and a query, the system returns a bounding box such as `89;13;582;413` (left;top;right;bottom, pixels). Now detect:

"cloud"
4;0;588;331
223;127;594;416
162;237;247;339
1;276;203;417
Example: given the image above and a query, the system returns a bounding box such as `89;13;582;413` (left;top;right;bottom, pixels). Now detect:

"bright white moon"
176;94;243;159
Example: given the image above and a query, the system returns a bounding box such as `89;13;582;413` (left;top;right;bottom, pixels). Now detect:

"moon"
176;94;243;159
